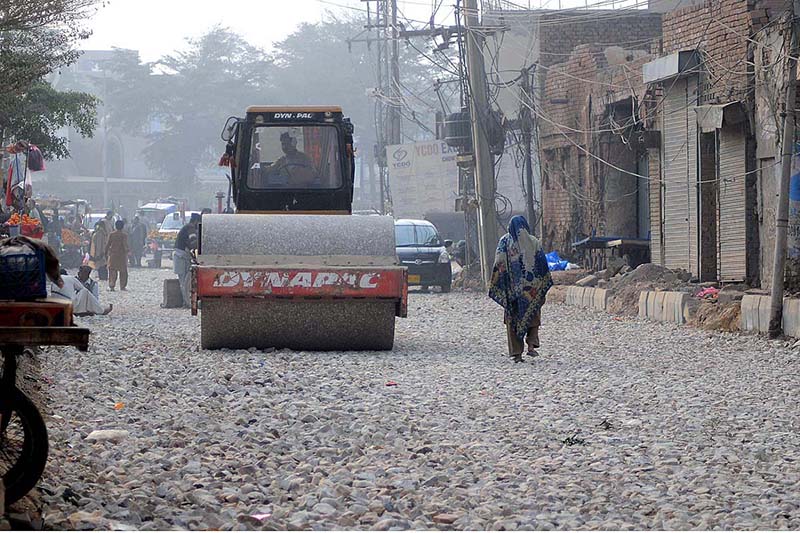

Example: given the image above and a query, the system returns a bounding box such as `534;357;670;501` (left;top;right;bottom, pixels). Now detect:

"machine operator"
265;132;318;188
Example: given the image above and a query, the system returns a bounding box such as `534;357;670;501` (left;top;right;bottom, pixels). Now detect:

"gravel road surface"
34;267;800;530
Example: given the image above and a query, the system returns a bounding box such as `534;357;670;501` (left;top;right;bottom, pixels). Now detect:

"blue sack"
545;251;568;271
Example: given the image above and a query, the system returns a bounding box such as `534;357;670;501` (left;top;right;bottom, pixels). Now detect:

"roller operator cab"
221;106;355;213
194;106;407;351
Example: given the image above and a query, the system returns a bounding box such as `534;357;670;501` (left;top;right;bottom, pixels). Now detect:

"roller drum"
201;299;396;351
201;214;396;259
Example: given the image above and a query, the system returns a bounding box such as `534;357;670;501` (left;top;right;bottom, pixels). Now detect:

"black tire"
1;389;49;507
440;283;451;293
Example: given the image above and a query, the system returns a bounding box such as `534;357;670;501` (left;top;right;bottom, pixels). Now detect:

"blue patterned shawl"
488;216;553;340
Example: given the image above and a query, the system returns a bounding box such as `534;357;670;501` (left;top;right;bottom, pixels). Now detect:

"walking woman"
489;215;553;363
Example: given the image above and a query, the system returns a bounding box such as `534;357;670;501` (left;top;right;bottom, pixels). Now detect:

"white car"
84;213;120;230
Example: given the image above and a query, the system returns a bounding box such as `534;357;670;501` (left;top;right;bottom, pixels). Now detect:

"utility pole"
373;0;387;214
102;67;109;209
769;1;800;337
463;0;498;286
520;66;536;234
389;0;402;146
352;0;459;215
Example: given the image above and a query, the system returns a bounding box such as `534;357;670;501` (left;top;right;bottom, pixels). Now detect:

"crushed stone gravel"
30;267;800;530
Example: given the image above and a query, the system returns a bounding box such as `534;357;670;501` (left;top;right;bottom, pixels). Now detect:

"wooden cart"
0;325;90;507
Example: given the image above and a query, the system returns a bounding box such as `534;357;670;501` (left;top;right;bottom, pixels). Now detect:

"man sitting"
51;268;112;317
266;132;318;188
77;265;100;299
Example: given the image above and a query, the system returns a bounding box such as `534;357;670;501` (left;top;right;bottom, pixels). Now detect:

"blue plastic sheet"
545;251;569;271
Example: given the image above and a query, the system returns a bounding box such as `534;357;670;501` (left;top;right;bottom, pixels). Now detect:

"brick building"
537;11;663;68
643;0;789;285
482;9;661;246
536;12;662;256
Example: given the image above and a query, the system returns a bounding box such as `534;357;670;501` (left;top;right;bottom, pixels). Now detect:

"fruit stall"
1;213;44;239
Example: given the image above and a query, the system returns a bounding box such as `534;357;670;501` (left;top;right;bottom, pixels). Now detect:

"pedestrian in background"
106;219;130;291
173;212;201;308
102;210;115;234
89;220;109;280
489;215;553;363
128;215;147;267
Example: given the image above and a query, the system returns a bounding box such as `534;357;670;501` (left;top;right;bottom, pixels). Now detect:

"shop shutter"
717;123;747;281
661;76;699;273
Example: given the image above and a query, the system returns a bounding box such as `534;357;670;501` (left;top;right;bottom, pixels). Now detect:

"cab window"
247;125;343;190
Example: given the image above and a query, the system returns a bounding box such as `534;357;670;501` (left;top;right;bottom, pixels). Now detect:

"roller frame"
192;263;408;317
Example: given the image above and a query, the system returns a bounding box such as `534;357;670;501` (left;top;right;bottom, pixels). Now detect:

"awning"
643;50;702;84
695;102;746;133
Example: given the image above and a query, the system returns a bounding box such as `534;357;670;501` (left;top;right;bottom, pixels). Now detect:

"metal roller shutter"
717;123;747;281
649;152;663;265
662;76;699;273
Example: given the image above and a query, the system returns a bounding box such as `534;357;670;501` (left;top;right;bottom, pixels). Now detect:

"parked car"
395;219;453;292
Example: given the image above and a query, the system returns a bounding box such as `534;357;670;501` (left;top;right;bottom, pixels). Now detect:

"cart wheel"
1;389;48;507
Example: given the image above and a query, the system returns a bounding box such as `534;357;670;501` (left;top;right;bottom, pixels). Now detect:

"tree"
0;81;97;159
0;0;97;96
103;27;275;191
95;14;453;192
0;0;100;156
0;0;98;32
101;49;165;135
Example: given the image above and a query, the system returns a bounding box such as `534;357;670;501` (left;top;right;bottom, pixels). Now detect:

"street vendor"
27;199;47;231
4;141;28;209
73;214;87;233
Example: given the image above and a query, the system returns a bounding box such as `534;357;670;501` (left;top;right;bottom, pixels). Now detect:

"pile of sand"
691;301;741;332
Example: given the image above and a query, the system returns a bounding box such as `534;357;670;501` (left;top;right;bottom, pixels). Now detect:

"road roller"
191;106;407;350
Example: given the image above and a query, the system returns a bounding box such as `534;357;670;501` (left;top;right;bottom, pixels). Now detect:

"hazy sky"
82;0;454;62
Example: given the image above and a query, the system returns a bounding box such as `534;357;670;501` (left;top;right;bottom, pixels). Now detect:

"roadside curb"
565;286;608;311
561;284;800;339
637;290;698;325
740;294;800;337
